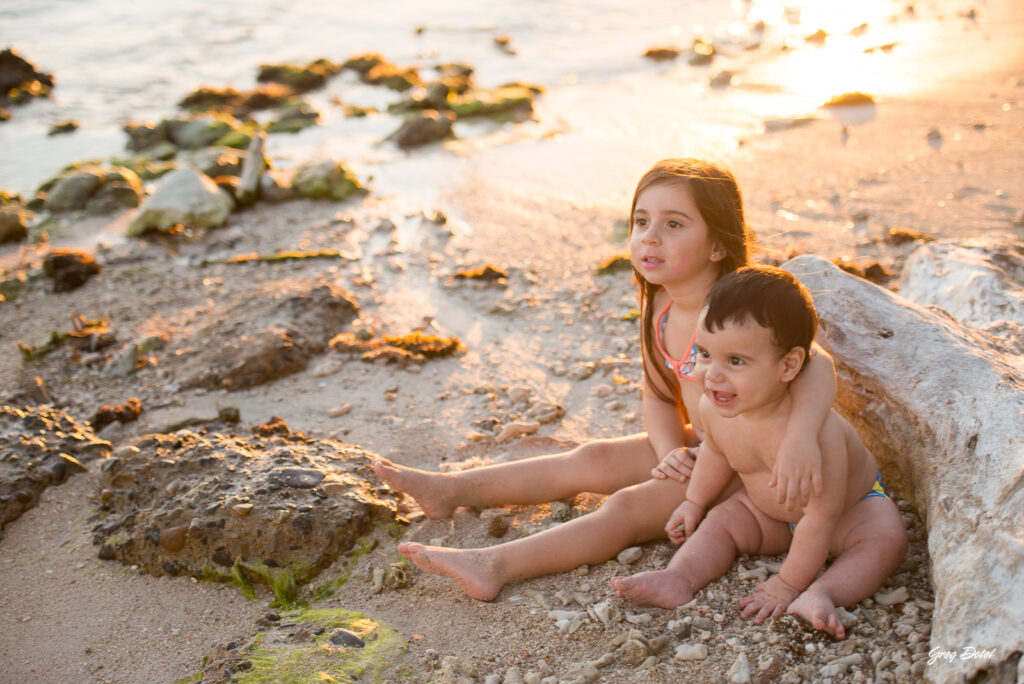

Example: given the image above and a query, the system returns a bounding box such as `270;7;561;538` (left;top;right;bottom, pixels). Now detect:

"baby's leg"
788;496;907;638
399;476;685;600
613;487;789;609
375;433;658;518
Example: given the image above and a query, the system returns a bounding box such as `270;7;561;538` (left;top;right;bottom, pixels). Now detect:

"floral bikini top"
655;303;699;383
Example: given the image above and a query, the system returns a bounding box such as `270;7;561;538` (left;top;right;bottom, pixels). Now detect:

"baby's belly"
742;471;801;524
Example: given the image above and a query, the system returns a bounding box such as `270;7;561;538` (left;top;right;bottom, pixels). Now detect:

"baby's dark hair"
703;266;818;367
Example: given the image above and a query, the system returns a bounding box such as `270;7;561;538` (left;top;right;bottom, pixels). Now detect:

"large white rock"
899;241;1024;359
782;255;1023;684
126;168;232;237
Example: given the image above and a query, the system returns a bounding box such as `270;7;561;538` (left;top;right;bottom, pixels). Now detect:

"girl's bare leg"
787;496;907;638
612;489;789;609
399;477;686;600
374;434;658;518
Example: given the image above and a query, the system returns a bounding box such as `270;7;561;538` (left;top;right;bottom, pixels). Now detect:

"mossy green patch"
233;560;305;609
234;608;406;684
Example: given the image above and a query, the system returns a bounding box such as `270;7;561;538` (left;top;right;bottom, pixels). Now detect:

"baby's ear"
780;347;806;381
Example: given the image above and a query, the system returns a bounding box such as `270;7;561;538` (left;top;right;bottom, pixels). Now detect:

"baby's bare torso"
706;406;878;524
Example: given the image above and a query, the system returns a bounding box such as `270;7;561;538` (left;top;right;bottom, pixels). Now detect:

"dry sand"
0;2;1022;682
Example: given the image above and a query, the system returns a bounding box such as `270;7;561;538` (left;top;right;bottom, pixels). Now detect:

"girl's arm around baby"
772;343;836;510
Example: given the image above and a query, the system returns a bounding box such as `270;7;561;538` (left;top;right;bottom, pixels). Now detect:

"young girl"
373;159;836;601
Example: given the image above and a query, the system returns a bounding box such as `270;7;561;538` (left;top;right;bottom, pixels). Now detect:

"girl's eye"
667;220;681;229
697;349;709;360
634;218;647;228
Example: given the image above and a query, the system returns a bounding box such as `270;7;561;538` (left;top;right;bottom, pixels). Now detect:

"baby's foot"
398;542;503;601
372;460;457;519
610;571;694;609
787;588;846;639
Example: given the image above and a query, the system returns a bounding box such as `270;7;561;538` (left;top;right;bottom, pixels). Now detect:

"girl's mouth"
641;256;664;268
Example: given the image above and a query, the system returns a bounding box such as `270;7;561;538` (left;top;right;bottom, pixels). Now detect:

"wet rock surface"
90;421;401;583
0;405;110;537
175;280;359;390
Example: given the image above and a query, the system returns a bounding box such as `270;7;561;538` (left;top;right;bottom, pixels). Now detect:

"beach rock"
822;91;875;107
616;546;642;565
674;643;708;661
42;249;101;292
0;48;55;107
688;38;715;66
266;99;321;133
643;46;680;61
126;168;233;236
899;241;1024;351
783;255;1024;683
179;146;246;178
179;83;294;117
90;398;142;432
291;160;365;202
177;280;358;390
164;115;241;149
44;167;104;212
91;424;400;583
0;193;30;243
728;652;751;683
0;405;110;538
361;61;420;91
389;110;455;149
235;132;266;208
259;169;294;203
258;58;341;93
449;85;538;120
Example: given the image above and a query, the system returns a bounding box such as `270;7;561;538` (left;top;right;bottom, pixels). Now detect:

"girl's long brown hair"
631;159;751;416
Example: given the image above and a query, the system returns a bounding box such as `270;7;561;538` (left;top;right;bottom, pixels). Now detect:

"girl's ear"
780;347;806;381
709;244;726;262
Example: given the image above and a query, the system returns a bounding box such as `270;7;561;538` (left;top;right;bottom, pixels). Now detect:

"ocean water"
0;0;919;195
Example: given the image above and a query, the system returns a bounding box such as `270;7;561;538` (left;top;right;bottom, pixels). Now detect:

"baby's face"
693;311;794;418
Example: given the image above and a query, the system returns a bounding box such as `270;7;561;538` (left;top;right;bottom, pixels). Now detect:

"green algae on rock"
291;160;366;201
257;58;341;93
191;607;408;684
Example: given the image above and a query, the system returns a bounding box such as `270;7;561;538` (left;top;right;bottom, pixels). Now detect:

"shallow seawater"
1;0;1010;267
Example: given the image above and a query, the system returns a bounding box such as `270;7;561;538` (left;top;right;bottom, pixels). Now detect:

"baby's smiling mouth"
710;389;736;406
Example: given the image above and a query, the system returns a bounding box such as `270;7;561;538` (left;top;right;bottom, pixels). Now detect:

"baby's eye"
696;348;710;360
728;356;744;366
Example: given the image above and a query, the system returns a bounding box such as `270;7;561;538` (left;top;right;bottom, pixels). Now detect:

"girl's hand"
738;574;801;624
770;434;823;511
665;499;705;544
651;447;697;483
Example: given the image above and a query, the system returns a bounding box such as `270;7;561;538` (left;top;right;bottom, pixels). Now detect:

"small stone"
525;589;551;610
624;611;652;625
618;638;649;666
549;500;572;522
370;566;385;594
874;586;909;606
159;526;188;553
821;653;863;678
617;546;642;565
329;403;352;417
728;652;751;683
503;666;524;684
329;628;365;648
495;421;540;444
232;503;253;517
487;515;510;537
384;562;410;589
674;643;709;661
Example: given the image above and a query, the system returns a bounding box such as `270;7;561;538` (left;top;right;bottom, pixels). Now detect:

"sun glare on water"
738;0;940;108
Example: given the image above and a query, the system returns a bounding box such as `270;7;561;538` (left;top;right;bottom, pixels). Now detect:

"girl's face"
630;181;720;287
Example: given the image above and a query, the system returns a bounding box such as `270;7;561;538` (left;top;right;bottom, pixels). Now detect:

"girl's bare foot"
398;542;504;601
610;571;695;609
787;587;846;639
372;460;458;519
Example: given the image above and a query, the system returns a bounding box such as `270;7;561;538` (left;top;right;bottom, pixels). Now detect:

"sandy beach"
1;1;1022;682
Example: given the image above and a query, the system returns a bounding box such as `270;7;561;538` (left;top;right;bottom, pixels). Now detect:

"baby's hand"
739;574;801;624
665;499;704;544
651;447;696;483
770;433;823;511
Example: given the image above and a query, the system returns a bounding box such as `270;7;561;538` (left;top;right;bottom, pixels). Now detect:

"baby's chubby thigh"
828;493;907;558
705;489;792;556
598;477;688;543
